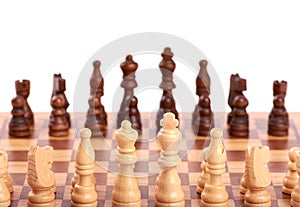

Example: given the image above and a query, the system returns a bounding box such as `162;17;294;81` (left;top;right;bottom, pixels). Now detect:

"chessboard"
0;111;298;207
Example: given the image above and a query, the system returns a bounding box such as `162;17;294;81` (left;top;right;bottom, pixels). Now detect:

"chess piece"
27;146;55;207
9;95;30;137
71;128;97;207
112;120;141;206
51;74;71;128
85;60;107;137
201;128;228;207
15;79;34;125
48;94;69;137
195;94;214;136
229;95;249;137
192;60;211;131
129;96;142;135
244;146;271;207
155;112;185;207
240;148;249;194
291;151;300;206
197;161;210;194
156;48;179;131
268;80;289;136
117;55;141;132
0;150;10;207
0;149;13;194
227;74;247;125
283;147;300;194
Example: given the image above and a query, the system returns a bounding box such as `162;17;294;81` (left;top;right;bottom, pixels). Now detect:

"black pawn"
9;96;30;137
129;96;142;135
229;95;249;137
196;94;214;136
268;95;289;136
49;94;69;137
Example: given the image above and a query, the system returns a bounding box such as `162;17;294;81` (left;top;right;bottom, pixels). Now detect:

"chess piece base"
112;200;141;207
268;129;288;136
200;200;228;207
244;190;271;207
28;201;55;207
155;200;185;207
71;201;97;207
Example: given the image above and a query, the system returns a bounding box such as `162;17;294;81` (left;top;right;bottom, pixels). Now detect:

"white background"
0;1;299;112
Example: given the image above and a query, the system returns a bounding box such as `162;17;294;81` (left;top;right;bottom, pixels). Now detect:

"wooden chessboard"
0;112;298;207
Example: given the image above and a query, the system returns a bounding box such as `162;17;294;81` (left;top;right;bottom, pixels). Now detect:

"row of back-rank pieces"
8;47;288;139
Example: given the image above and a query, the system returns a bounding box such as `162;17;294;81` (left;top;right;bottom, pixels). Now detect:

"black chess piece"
15;80;34;125
268;80;289;136
227;74;247;125
195;94;214;136
129;96;142;135
9;96;30;137
192;60;211;132
156;47;179;131
229;95;249;137
48;94;69;137
85;61;107;137
52;73;71;128
117;55;139;128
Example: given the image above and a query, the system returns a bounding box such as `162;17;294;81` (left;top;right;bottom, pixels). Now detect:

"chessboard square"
94;172;108;185
10;173;26;185
104;199;113;207
267;185;277;199
229;173;243;185
53;150;73;162
106;172;117;185
148;161;160;174
135;161;148;172
271;172;287;186
95;150;112;161
52;162;70;173
191;199;201;206
137;176;149;186
97;185;106;201
61;200;71;207
268;162;288;172
149;141;160;151
269;150;289;162
148;185;156;200
226;185;234;200
223;139;262;151
226;151;245;161
136;149;149;158
37;139;74;150
262;139;298;150
139;186;148;199
9;161;28;173
1;139;37;151
231;185;243;200
7;151;28;161
135;141;149;149
189;172;199;186
149;150;160;161
179;173;189;185
177;161;188;173
66;173;74;185
227;161;245;173
105;185;114;199
55;172;68;185
187;149;201;162
91;138;112;150
188;161;201;173
15;199;28;207
95;161;110;173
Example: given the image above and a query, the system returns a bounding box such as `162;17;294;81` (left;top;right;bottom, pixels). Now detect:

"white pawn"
283;147;300;194
71;128;97;207
291;151;300;206
112;120;141;206
201;128;228;207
